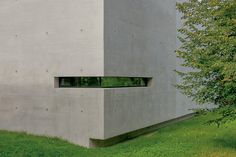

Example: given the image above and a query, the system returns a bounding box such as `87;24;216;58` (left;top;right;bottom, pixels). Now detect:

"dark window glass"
58;77;151;88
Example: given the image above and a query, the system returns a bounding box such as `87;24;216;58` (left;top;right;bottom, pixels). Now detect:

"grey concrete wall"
175;0;197;115
0;0;105;147
102;0;192;139
0;0;194;147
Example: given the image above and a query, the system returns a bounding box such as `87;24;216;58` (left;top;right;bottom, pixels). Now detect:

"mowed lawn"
0;114;235;157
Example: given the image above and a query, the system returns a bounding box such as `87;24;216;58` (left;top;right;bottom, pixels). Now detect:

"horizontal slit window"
56;77;152;88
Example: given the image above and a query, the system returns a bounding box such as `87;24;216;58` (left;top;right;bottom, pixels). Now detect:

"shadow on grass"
213;135;236;150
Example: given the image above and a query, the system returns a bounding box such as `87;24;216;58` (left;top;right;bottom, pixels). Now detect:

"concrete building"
0;0;193;147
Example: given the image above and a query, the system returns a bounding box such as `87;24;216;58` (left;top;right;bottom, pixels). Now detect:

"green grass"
0;114;235;157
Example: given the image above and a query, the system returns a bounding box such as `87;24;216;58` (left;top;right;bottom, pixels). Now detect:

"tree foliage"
176;0;236;125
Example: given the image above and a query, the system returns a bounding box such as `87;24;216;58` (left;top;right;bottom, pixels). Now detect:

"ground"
0;113;235;157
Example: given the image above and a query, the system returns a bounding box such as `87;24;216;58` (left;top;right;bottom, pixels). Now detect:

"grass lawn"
0;113;235;157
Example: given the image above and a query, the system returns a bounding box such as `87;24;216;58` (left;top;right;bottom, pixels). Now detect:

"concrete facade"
0;0;193;147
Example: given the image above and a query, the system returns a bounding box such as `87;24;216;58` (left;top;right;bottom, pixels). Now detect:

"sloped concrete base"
90;113;194;148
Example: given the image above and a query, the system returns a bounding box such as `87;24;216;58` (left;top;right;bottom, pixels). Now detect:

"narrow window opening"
56;77;152;88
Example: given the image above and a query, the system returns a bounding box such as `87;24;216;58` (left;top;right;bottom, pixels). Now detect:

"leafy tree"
176;0;236;125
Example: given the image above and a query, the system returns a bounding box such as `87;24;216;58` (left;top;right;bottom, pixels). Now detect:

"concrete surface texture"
0;0;194;147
